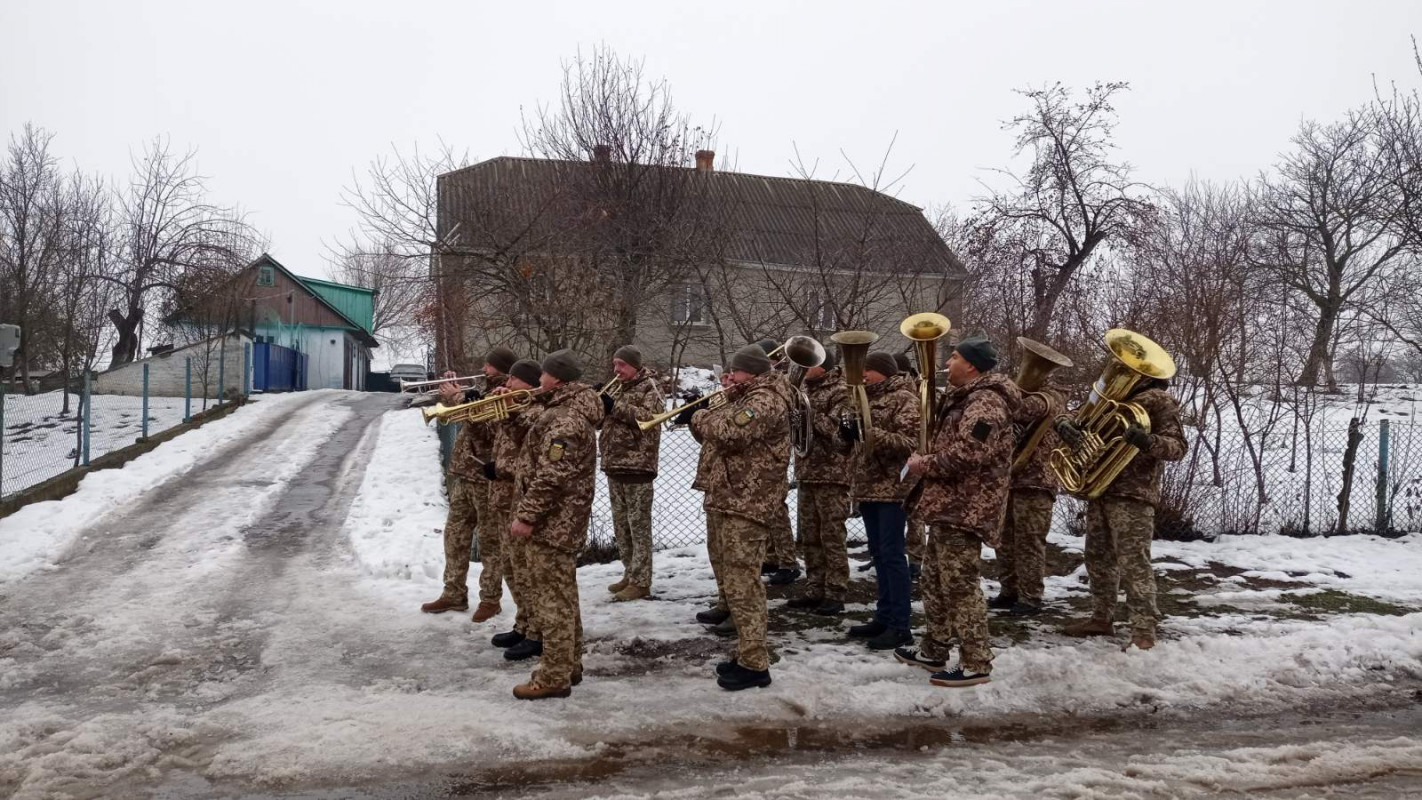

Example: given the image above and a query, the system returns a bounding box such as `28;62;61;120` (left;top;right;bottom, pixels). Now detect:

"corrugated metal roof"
437;156;965;277
299;277;376;335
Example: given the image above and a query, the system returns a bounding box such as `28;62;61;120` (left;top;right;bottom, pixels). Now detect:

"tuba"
782;335;827;458
422;388;542;426
899;313;951;453
1010;337;1074;473
830;330;880;449
1049;329;1177;499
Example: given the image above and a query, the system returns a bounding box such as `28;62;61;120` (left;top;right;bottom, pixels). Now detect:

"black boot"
988;592;1019;610
715;658;739;676
848;620;887;638
786;595;823;610
768;567;801;586
909;561;922;581
696;607;731;625
717;663;773;691
866;627;913;651
856;561;873;573
761;562;778;575
1007;599;1043;616
491;630;526;649
503;639;543;661
813;600;845;616
711;617;737;637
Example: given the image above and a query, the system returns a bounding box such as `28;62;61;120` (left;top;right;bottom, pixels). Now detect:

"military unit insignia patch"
549;440;567;462
734;409;755;427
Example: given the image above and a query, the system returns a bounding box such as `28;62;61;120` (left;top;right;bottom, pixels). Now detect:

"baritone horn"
782;335;828;458
898;312;951;453
1010;337;1074;473
422;388;541;426
1049;329;1176;499
830;329;880;449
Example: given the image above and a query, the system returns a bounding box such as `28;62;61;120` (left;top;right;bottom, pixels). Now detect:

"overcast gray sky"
4;0;1422;282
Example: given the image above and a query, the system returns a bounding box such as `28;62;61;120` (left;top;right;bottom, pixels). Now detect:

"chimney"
592;144;612;163
695;149;715;171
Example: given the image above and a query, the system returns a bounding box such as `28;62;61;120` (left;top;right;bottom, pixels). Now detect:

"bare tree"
52;171;120;414
981;82;1152;339
330;243;429;353
0;123;63;392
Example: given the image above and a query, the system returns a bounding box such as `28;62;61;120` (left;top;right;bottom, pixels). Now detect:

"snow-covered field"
1;390;221;498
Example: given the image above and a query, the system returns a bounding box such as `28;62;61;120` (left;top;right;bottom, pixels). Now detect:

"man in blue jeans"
842;351;921;650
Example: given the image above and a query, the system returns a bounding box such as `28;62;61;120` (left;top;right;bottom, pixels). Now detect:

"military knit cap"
612;345;643;370
819;347;839;371
955;335;999;372
485;346;518;374
509;358;542;387
541;349;584;382
754;338;779;356
893;352;914;375
729;345;773;375
865;351;900;377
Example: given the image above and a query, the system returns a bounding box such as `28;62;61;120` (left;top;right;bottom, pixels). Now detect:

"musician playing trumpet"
599;345;665;602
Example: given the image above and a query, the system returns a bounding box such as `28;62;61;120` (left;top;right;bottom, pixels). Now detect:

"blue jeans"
861;501;910;630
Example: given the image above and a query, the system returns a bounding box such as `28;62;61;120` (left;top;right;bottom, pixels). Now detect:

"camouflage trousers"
609;478;655;590
527;540;583;688
441;477;483;603
797;483;851;600
491;481;536;639
997;489;1056;602
1085;498;1159;638
905;521;926;565
706;510;771;671
920;526;993;674
769;496;797;569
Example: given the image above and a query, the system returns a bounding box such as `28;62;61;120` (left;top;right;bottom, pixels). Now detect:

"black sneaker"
717;663;773;691
929;667;992;687
813;600;845;616
856;562;873;573
988;593;1018;610
786;596;823;610
711;617;737;637
696;607;731;625
715;658;739;676
866;627;913;651
768;567;801;586
848;620;887;638
761;562;778;575
491;630;526;649
894;646;947;672
503;639;543;661
1007;600;1043;617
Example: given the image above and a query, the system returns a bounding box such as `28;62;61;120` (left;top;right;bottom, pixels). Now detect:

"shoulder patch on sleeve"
548;440;567;462
734;409;755;427
971;420;993;443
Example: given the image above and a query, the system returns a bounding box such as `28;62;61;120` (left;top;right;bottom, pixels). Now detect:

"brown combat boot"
420;596;469;614
513;681;571;700
572;667;583;687
1126;633;1156;651
608;577;629;594
470;601;501;623
612;584;650;602
1062;616;1114;637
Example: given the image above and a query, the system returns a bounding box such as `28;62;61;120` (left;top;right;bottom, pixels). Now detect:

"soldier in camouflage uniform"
510;350;601;700
786;349;853;616
844;352;921;651
692;372;734;628
421;347;516;619
484;359;545;653
753;339;801;586
899;336;1019;688
599;345;664;601
1057;374;1187;650
992;380;1067;615
691;345;794;691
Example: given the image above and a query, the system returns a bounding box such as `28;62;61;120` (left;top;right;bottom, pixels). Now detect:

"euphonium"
830;329;880;449
782;335;827;458
422;388;541;426
1049;329;1177;499
898;312;951;453
1010;336;1074;474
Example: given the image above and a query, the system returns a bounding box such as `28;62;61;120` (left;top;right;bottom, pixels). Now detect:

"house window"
257;266;275;287
671;282;705;325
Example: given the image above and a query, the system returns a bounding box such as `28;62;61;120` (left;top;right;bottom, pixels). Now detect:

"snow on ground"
0;391;336;586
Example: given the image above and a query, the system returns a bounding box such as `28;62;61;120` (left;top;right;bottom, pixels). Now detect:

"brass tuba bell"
830;329;880;449
1010;336;1074;473
899;312;951;453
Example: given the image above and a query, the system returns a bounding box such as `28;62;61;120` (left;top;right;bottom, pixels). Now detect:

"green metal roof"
298;277;376;334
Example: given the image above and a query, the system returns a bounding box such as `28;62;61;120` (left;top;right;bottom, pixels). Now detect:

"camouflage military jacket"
851;377;921;503
690;372;793;528
491;397;544;482
794;369;853;486
598;369;664;481
909;373;1020;548
447;374;506;480
514;382;601;554
1100;386;1187;507
1011;382;1066;494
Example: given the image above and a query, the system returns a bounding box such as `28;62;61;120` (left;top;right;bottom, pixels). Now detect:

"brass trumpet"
422;388;542;426
899;312;951;453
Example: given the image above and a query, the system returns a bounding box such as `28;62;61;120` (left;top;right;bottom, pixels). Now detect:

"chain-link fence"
2;347;250;501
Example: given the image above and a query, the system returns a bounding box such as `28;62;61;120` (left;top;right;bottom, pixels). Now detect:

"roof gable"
249;254;378;347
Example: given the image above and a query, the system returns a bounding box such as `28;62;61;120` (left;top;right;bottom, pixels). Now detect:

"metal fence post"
82;370;91;467
184;357;192;423
217;341;226;407
1376;419;1391;533
1;375;6;498
141;363;150;441
243;341;251;398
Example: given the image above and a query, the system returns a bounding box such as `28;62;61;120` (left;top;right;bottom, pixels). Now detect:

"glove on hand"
601;393;615;415
673;406;699;427
1122;425;1153;450
1055;417;1085;449
482;460;498;481
838;419;862;443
